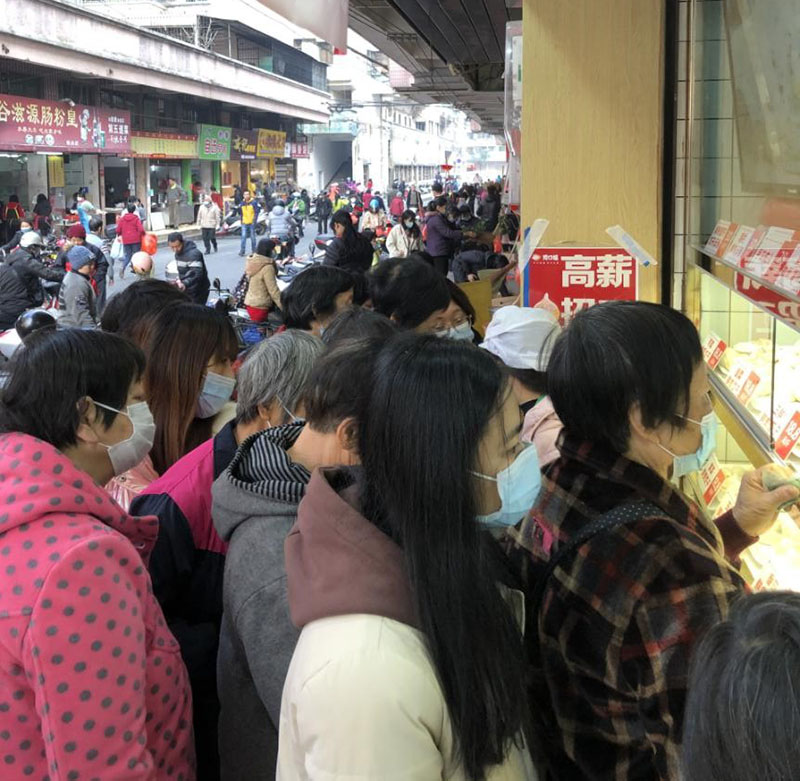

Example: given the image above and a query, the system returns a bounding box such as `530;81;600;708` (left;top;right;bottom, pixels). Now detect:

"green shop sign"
198;124;231;160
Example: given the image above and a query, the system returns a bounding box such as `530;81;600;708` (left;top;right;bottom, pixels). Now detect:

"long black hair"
358;333;527;779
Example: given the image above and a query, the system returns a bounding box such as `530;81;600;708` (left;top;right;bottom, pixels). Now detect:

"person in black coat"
315;192;332;234
0;234;65;329
0;219;33;255
479;183;502;232
168;232;210;304
323;210;374;274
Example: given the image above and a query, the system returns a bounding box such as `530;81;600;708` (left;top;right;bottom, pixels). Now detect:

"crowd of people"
0;238;799;779
0;175;798;780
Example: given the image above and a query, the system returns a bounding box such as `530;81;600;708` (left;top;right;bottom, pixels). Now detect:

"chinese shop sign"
257;129;287;158
522;247;638;324
131;132;197;159
0;94;131;153
289;141;310;158
231;129;259;160
198;124;231;160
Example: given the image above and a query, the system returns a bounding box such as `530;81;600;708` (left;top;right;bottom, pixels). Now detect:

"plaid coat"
505;433;755;780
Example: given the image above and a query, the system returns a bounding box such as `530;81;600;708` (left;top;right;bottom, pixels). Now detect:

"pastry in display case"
683;260;800;591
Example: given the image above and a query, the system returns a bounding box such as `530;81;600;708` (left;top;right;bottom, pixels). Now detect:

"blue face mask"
471;444;542;528
659;411;717;477
196;371;236;419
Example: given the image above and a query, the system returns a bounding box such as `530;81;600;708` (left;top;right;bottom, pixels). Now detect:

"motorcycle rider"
265;200;297;258
0;231;65;330
288;191;307;239
0;219;33;256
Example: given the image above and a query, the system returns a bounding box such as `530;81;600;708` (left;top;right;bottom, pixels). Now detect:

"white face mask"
93;401;155;476
446;321;474;342
471;444;542;528
196;371;236;419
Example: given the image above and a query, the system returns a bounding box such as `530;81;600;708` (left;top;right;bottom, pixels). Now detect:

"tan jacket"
244;253;281;310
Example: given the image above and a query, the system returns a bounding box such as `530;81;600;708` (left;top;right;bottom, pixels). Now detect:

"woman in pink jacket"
0;328;195;780
481;305;563;468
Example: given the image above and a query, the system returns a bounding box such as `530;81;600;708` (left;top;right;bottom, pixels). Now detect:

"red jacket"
0;432;196;778
116;211;145;244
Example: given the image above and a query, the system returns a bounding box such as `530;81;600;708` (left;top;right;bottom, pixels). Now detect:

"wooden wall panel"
522;0;665;301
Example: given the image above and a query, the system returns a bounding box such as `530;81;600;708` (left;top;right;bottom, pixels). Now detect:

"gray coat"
57;270;96;327
211;424;310;781
266;204;295;239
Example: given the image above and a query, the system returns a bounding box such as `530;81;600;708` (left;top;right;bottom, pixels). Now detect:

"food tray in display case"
683;256;800;591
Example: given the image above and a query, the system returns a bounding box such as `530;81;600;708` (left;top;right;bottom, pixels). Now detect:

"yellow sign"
257;129;286;158
131;132;197;158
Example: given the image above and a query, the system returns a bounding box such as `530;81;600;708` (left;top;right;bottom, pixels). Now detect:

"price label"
748;226;797;277
774;243;800;296
774;404;800;460
723;225;755;265
704;220;735;258
699;454;726;506
702;332;727;370
725;362;761;405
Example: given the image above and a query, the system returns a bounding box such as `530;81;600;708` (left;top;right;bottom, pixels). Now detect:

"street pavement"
107;220;323;301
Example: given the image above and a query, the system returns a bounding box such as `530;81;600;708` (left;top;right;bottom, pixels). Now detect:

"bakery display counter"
683;261;800;591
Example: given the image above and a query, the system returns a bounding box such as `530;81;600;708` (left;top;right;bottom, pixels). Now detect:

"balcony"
300;109;360;138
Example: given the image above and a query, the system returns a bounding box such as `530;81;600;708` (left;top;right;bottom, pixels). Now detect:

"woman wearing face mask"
0;329;195;778
146;303;239;477
385;209;423;258
504;301;799;780
278;334;538;780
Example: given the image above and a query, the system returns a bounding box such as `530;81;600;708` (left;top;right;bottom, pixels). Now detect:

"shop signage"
702;332;727;370
523;247;638;324
724;362;760;405
131;132;197;158
734;273;800;328
699;455;726;507
0;93;131;153
198;124;231;160
289;141;310;158
231;129;259;160
257;129;287;158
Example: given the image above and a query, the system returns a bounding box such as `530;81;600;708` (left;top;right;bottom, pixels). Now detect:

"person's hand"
732;467;800;537
467;273;478;282
108;278;114;287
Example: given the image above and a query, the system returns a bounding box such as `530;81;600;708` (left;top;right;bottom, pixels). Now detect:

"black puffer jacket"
174;240;210;304
0;248;64;329
323;235;373;274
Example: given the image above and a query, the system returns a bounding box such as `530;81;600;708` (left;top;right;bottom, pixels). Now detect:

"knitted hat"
66;225;86;240
67;245;94;270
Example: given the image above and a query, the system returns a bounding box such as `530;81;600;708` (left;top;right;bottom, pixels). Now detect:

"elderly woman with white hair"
129;329;324;779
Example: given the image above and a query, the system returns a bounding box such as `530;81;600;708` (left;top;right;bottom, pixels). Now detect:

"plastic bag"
110;236;124;261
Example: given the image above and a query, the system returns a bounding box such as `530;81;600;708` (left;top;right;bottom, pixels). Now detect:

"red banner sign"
290;141;310;159
523;247;638;323
0;93;131;153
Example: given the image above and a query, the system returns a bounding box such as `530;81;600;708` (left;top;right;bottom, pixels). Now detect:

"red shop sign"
0;93;131;154
522;247;638;324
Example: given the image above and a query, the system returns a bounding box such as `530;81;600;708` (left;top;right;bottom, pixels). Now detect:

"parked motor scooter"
217;209;241;237
309;234;334;262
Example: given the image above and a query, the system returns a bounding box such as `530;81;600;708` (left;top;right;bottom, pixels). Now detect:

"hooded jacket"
0;247;64;328
174;240;210;304
131;421;237;779
0;432;195;779
57;269;97;327
425;210;463;258
278;468;537;780
266;204;294;239
244;253;282;311
212;423;311;781
521;395;563;469
116;210;146;244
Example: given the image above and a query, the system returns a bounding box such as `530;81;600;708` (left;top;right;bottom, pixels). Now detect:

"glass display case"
683;261;800;590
